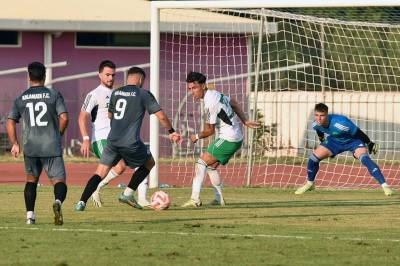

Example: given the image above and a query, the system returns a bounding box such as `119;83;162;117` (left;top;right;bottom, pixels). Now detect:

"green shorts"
207;138;242;165
92;139;108;159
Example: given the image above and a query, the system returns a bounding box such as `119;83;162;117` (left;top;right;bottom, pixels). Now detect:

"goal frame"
149;0;400;188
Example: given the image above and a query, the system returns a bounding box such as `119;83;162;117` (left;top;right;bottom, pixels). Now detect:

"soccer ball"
150;190;171;210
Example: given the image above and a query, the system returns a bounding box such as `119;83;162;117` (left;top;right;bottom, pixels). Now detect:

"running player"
295;103;393;196
181;72;260;207
75;67;181;211
79;60;149;207
7;62;69;225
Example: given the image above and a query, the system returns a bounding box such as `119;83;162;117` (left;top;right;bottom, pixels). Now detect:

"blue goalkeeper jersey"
312;114;358;144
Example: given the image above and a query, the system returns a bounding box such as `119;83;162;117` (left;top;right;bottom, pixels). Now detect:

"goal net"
152;4;400;190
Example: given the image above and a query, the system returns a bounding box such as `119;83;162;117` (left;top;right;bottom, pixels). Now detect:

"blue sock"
307;154;321;182
360;154;386;184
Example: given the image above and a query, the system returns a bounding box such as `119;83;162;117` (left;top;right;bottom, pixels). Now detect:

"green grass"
0;186;400;265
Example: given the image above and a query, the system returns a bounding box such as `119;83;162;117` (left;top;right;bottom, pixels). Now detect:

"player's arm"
6;119;20;158
153;110;182;143
230;98;260;129
315;129;325;142
354;128;378;154
59;112;69;136
190;123;215;143
78;111;92;157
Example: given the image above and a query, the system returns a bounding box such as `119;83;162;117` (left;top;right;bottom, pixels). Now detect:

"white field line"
0;226;399;243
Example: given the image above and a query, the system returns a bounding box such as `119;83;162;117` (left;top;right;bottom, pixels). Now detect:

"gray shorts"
100;141;151;169
24;156;66;180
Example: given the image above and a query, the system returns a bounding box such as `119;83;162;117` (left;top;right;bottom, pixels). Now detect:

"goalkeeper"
295;103;393;196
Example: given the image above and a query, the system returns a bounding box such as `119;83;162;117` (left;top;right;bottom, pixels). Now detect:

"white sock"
97;169;118;191
27;211;35;220
381;182;389;187
123;187;134;197
307;180;314;185
137;177;148;202
207;168;223;202
190;159;207;201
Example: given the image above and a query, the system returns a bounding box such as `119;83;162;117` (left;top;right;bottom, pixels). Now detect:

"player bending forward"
75;67;181;211
182;72;260;208
295;103;393;196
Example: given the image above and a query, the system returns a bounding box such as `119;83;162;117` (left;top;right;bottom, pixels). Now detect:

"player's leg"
137;177;150;207
295;145;332;194
44;156;67;225
182;152;217;207
206;139;242;206
354;147;393;196
119;157;154;209
118;142;153;209
92;159;126;207
23;156;42;224
207;165;225;206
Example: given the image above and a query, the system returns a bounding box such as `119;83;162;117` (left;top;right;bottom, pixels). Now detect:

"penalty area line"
0;226;399;243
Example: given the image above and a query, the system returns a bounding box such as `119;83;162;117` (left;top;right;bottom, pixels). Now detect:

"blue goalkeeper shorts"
321;137;366;157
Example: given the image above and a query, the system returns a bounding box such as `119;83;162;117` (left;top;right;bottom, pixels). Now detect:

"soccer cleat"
181;199;202;208
53;201;63;226
26;218;36;225
382;186;393;196
295;182;315;195
138;199;151;208
118;194;143;209
209;197;226;206
75;201;86;211
91;190;103;207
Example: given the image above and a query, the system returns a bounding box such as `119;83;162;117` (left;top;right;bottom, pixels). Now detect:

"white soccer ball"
151;190;171;210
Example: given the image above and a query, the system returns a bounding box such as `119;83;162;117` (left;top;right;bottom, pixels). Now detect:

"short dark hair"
186;71;206;84
98;60;116;73
315;103;328;113
127;67;146;79
28;62;46;82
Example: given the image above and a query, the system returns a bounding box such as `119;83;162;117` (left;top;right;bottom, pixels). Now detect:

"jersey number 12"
26;102;48;127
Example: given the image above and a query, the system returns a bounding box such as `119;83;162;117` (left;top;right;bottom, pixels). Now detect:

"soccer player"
75;67;181;211
78;60;150;207
182;72;260;207
295;103;393;196
7;62;69;225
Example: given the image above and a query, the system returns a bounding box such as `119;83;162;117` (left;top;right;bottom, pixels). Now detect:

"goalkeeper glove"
318;136;325;143
367;142;379;155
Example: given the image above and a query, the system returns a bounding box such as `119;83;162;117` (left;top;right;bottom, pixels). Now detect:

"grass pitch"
0;185;399;265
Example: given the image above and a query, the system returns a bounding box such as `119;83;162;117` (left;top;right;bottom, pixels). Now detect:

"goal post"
150;0;400;189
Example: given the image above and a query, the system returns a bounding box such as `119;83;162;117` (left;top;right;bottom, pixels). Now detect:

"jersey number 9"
114;98;127;120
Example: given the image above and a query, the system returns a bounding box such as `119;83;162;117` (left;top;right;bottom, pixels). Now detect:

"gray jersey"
108;85;161;147
8;86;68;157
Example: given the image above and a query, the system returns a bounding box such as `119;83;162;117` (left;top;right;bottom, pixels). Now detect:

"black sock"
128;166;150;191
54;182;67;203
80;174;102;203
24;182;38;212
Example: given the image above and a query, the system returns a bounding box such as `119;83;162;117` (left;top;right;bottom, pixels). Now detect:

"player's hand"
190;134;199;143
245;120;261;129
368;142;379;155
169;132;182;144
80;139;91;158
11;143;20;158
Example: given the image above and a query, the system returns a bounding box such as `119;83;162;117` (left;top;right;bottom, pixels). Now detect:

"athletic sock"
360;154;386;184
137;177;148;202
190;159;208;201
127;166;150;191
97;169;118;190
24;182;38;212
307;153;321;182
80;175;102;203
207;167;223;202
54;182;67;203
